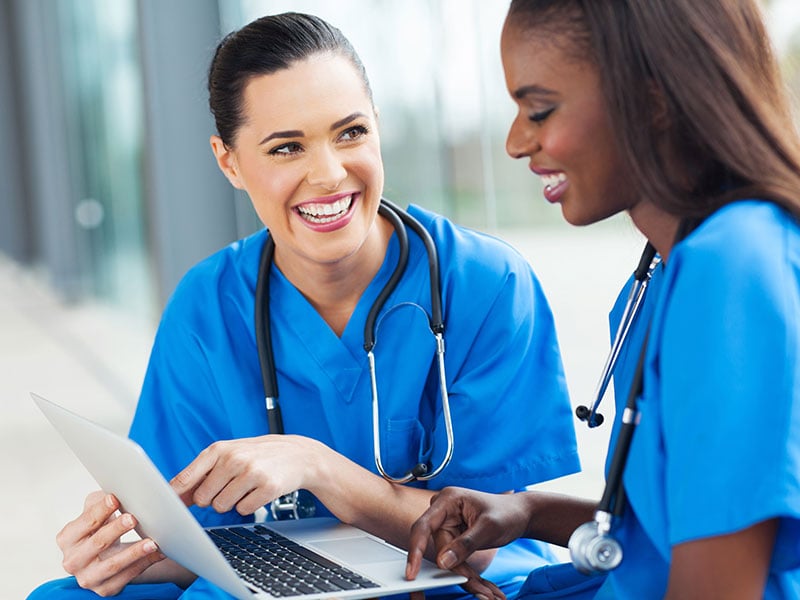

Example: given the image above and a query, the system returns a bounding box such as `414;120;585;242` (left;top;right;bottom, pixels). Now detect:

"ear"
210;135;245;189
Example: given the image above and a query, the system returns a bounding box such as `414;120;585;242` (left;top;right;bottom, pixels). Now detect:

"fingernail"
143;540;157;553
439;550;457;569
122;514;134;528
476;595;490;600
105;494;115;508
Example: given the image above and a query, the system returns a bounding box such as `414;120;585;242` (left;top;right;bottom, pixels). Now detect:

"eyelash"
340;124;369;141
267;124;370;156
529;107;555;123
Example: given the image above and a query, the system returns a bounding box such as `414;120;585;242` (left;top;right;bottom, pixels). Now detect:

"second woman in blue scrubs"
27;11;579;600
406;0;800;598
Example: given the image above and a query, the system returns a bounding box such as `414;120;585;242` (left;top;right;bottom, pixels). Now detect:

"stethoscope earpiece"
575;405;604;427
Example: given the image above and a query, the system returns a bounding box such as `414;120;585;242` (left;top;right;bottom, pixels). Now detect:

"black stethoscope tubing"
254;197;451;484
569;217;702;573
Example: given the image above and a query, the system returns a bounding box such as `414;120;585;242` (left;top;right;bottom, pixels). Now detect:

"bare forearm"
519;491;597;547
306;445;495;571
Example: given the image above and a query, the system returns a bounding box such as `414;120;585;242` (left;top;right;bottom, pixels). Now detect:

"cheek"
352;145;385;190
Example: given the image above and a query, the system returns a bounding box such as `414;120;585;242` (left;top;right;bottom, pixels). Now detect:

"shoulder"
673;200;797;272
163;229;266;320
406;204;535;281
667;200;799;299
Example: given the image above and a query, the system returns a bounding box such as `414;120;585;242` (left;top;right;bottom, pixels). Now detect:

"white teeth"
297;195;353;223
541;172;567;190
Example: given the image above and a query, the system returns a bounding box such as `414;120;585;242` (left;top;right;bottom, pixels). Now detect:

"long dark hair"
208;12;373;147
508;0;800;219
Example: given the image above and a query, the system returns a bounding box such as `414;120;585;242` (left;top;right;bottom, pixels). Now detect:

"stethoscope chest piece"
270;490;317;521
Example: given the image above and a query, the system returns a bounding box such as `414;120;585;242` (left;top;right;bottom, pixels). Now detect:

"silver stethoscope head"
575;243;660;428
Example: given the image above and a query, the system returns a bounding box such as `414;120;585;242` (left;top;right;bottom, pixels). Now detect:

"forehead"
240;53;373;129
500;20;596;97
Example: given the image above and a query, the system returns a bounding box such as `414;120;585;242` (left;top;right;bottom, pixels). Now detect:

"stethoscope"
569;218;698;574
568;241;659;573
254;197;455;519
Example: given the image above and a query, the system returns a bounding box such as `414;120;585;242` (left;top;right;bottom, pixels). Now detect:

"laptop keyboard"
208;525;380;597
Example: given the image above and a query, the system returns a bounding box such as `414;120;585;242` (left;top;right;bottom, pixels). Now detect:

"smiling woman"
26;11;581;600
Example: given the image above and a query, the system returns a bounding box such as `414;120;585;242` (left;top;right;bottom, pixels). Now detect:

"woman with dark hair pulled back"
27;11;578;600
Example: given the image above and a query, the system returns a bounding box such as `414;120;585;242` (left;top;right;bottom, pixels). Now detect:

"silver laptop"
32;393;466;600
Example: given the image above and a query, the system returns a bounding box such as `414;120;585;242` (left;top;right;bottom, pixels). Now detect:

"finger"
406;504;450;580
433;527;480;570
452;563;505;600
58;494;120;550
409;591;425;600
82;490;108;511
234;486;271;516
62;512;139;574
207;476;260;514
75;539;164;595
170;445;220;497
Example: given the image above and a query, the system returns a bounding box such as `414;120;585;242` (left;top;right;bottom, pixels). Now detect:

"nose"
505;113;539;160
306;146;347;190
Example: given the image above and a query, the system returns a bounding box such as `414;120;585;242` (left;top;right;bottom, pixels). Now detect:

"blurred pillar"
0;1;33;264
136;0;239;307
6;0;83;297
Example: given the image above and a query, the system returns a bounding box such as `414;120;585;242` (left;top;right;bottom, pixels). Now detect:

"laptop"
32;393;466;600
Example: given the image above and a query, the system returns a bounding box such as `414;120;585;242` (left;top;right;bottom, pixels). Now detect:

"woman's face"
212;53;384;269
500;19;636;226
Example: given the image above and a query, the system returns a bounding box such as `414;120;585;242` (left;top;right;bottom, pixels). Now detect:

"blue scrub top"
518;200;800;599
34;204;575;600
599;200;800;598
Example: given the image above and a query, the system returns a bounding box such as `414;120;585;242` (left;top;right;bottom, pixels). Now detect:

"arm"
405;487;596;596
169;433;500;574
665;519;778;599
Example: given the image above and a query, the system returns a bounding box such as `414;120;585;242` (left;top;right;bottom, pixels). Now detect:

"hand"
405;488;532;600
56;491;165;595
170;434;323;515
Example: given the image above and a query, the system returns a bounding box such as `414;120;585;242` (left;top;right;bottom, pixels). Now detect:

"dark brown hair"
208;12;373;147
508;0;800;219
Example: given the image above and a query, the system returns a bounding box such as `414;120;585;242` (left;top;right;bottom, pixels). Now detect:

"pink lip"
294;192;359;233
529;165;568;204
543;179;568;204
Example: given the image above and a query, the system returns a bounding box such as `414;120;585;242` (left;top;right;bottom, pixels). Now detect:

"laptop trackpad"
311;537;406;564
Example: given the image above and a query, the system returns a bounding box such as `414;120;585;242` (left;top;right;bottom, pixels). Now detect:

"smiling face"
500;18;636;226
211;52;385;274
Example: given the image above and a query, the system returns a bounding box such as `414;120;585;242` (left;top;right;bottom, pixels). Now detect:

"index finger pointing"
406;500;450;580
169;447;218;501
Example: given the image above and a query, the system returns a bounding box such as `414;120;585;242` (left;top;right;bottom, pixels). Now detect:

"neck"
274;216;394;336
628;200;681;262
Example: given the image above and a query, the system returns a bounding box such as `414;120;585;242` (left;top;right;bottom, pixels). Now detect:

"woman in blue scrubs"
27;12;579;600
406;1;800;598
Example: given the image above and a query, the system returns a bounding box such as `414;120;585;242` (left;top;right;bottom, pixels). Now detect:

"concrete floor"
1;220;644;599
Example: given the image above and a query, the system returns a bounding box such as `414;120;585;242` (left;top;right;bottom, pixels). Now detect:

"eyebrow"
513;84;558;100
258;112;368;146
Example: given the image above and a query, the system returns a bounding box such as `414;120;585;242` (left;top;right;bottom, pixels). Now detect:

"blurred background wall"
0;0;556;324
3;0;800;597
2;0;800;323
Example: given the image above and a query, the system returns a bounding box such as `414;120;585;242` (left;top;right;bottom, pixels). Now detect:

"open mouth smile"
296;195;353;224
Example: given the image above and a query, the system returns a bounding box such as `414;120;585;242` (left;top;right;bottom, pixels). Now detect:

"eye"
268;141;303;156
529;107;555;123
339;124;369;142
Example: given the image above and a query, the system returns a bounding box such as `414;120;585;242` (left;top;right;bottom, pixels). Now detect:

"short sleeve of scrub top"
124;204;579;600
